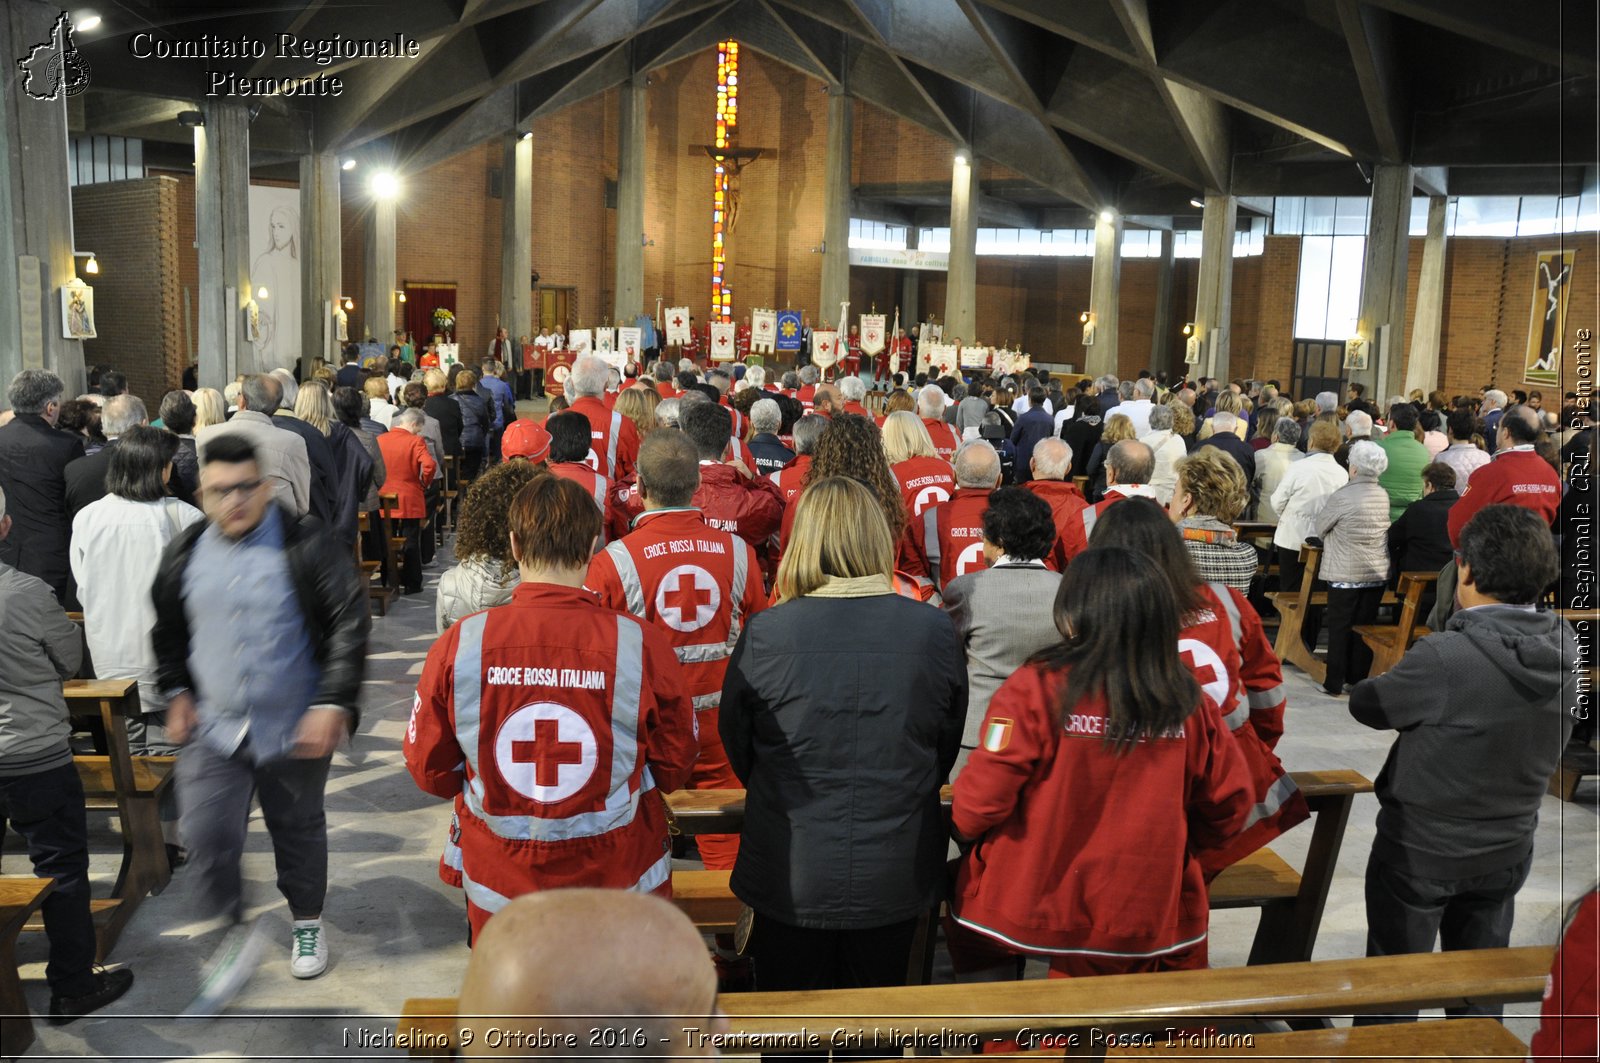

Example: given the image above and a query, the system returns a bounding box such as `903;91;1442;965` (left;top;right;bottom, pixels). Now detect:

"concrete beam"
1403;195;1448;395
613;72;646;322
819;89;853;325
195;101;255;384
1085;210;1122;377
1335;0;1406;163
299;152;341;375
1354;163;1413;400
1193;194;1236;381
1362;0;1597;77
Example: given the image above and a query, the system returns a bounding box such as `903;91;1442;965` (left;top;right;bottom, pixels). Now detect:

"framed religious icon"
62;279;96;339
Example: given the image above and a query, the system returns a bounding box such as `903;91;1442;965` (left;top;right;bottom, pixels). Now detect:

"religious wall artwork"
859;314;886;355
665;307;691;347
568;329;592;355
751;309;777;353
1524;249;1576;387
812;330;839;368
1184;334;1202;365
61;278;95;339
247;186;301;367
244;299;263;343
710;321;737;362
333;304;349;343
1342;336;1368;371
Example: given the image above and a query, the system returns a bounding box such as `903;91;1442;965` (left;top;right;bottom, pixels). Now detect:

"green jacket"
1377;431;1431;521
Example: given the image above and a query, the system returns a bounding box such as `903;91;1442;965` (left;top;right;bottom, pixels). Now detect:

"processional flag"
617;327;642;367
710;322;737;362
751;309;777;353
568;329;593;355
859;314;886;355
665;307;692;347
775;310;803;353
812;330;839;368
595;327;616;355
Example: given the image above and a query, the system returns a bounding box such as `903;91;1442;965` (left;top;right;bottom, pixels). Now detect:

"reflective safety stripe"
606;412;622;480
1221;703;1250;731
952;914;1208;959
1081;506;1098;540
630;849;672;894
461;868;513;916
923;507;943;587
677;642;735;664
461;615;650;844
1242;773;1301;830
730;542;749;616
1210;582;1242;645
1248;684;1285;710
604;541;647;617
453;612;489;783
691;691;721;710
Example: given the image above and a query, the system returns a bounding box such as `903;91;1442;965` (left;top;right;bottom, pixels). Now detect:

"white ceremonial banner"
665;307;691;346
568;329;593;355
859;313;886;355
595;327;616;355
929;343;959;378
959;345;991;369
709;322;737;362
922;322;943;344
751;309;777;353
616;327;641;368
812;330;839;368
992;348;1015;376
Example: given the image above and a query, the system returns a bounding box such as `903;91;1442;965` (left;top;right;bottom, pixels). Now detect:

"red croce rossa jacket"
404;583;698;936
951;663;1253;960
916;487;992;590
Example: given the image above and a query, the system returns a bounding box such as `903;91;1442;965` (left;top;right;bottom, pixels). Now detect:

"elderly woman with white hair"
1313;439;1392;696
747;397;794;477
1140;403;1188;505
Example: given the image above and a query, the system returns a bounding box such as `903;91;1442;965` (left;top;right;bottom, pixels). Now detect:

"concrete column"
1150;228;1175;374
363;195;397;344
299;152;340;377
1355;163;1413;400
196;100;253;385
500;133;534;344
943;152;978;340
0;1;83;392
1085;211;1122;377
1403;196;1448;396
613;72;646;322
819;89;852;327
1194;194;1236;381
899;225;919;325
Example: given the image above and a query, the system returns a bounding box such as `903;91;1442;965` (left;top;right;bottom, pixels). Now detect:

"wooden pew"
357;509;397;617
0;878;53;1060
666;770;1372;967
397;946;1552;1059
1267;545;1396;684
40;679;174;960
1353;571;1438;678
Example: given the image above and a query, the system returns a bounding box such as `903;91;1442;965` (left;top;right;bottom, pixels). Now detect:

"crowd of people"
0;346;1591;1054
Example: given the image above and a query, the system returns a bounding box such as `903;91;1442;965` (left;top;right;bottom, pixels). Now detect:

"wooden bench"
1354;571;1439;677
397;947;1551;1059
0;878;53;1060
1267;544;1395;685
38;679;175;960
666;770;1372;967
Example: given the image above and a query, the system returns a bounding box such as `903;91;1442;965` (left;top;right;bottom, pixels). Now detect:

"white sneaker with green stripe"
183;919;268;1018
290;919;328;979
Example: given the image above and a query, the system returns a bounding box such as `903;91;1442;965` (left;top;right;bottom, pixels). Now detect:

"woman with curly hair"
436;460;547;632
614;385;660;443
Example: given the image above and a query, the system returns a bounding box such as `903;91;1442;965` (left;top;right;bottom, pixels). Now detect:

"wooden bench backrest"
1296;542;1322;599
1392;570;1439;636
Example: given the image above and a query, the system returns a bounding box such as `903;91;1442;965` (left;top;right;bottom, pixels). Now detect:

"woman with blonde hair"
721;475;966;993
297;379;379;549
1168;446;1259;594
191;387;227;431
1200;390;1247;441
882;409;957;526
1167;395;1198;449
1085;412;1135;502
293;377;336;433
884;388;916;416
614;385;660;442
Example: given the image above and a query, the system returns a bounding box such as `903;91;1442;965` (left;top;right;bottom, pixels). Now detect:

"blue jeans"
0;764;97;995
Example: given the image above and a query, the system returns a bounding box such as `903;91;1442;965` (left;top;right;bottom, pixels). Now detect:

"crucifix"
699;40;774;322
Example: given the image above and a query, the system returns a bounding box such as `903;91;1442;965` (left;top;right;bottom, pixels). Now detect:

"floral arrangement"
432;307;455;333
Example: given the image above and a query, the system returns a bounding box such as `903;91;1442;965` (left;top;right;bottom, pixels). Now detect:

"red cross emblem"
672;315;683;328
494;703;598;803
1179;638;1232;712
759;320;770;331
655;564;720;633
717;334;729;347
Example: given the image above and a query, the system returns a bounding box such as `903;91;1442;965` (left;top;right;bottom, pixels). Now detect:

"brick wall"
70;176;184;403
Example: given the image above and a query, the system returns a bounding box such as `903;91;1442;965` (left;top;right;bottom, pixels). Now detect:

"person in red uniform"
405;475;698;938
545;411;627;545
768;416;824;505
915;440;1001;592
917;384;961;461
499;418;551;464
950;546;1253;977
565;355;641;484
1024;438;1090;571
843;325;862;378
1446;405;1561;548
1079;440;1162;540
1530;890;1600;1060
883;411;955;521
682;318;701;364
587;431;766;871
736;316;752;363
1090;500;1308;876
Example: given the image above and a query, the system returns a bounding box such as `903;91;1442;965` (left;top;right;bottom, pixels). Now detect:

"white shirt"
532;334;555;351
69;495;205;715
1013;393;1054;417
1118;398;1155;436
1140;429;1188;505
369;396;399;428
1270;452;1347;551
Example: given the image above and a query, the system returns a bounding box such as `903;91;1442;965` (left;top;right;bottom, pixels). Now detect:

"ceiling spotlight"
177;110;204;128
1190;198;1205;209
370;171;399;199
256;286;269;299
1098;209;1115;224
520;131;534;141
74;251;99;275
73;13;102;31
341;159;357;171
954;147;970;165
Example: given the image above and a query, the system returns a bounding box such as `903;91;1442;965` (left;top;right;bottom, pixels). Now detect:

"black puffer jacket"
719;591;967;929
151;504;369;728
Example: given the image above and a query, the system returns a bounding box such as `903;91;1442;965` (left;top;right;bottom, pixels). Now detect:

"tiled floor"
12;541;1597;1058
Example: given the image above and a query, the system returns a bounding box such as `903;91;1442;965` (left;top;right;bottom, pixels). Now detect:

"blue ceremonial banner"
775;310;803;352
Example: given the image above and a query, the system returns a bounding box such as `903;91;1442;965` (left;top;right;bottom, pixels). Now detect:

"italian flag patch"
982;718;1013;752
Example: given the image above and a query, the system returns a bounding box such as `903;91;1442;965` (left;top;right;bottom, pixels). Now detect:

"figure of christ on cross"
512;717;588;791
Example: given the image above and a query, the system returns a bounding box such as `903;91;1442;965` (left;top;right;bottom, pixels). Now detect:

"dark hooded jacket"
1351;606;1578;878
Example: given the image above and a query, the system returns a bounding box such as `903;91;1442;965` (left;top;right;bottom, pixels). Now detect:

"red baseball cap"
501;419;551;462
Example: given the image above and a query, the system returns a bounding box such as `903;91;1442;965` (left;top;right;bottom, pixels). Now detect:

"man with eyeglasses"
151;433;369;1013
